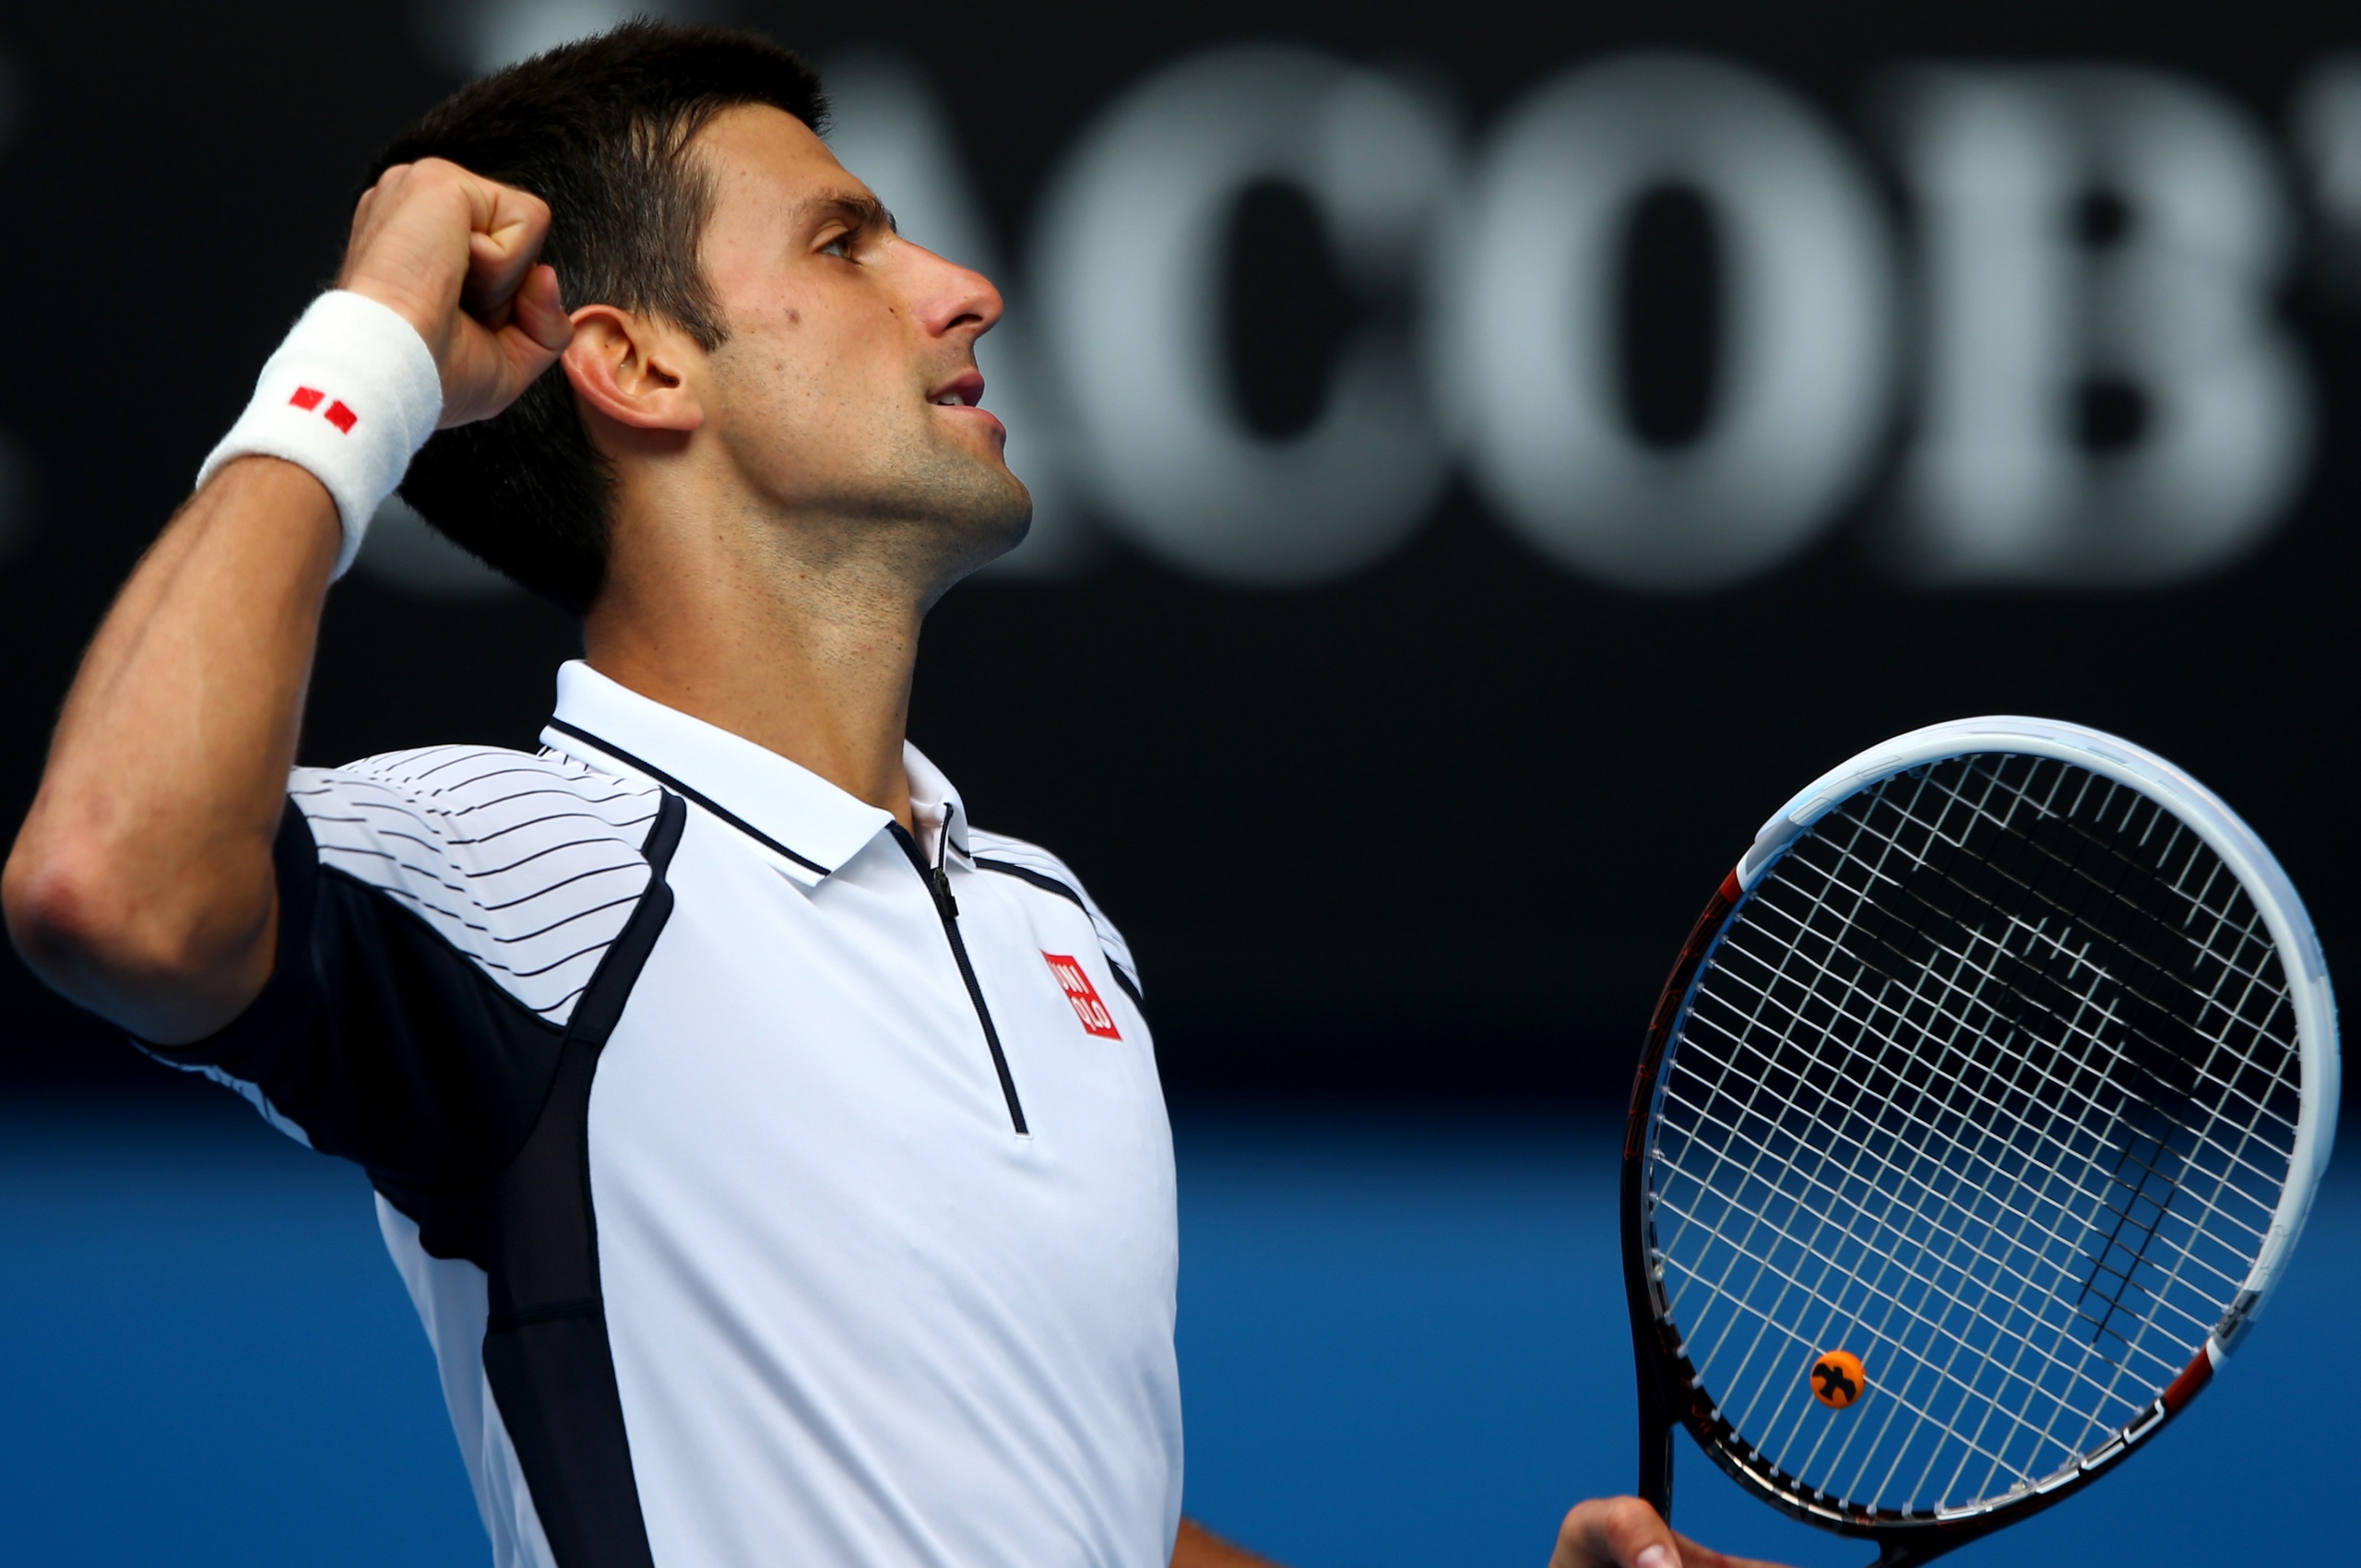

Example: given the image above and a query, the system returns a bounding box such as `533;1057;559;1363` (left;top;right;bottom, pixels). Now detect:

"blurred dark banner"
0;1;2355;1097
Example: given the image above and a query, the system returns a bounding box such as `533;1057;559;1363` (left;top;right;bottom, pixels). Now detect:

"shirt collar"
541;660;963;885
905;741;970;863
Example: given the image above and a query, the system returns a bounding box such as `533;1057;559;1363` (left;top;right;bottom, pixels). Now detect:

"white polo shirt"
157;660;1182;1568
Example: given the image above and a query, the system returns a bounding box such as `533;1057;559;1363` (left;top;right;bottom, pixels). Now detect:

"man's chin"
877;460;1031;593
845;445;1034;576
948;480;1034;576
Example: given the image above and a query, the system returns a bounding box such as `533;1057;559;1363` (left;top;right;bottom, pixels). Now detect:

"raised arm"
3;160;570;1044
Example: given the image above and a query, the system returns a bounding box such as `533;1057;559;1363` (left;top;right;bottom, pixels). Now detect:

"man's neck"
581;505;931;832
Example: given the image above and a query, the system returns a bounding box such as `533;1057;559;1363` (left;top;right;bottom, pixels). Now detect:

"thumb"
508;265;574;354
1550;1498;1679;1568
455;265;570;426
1668;1532;1792;1568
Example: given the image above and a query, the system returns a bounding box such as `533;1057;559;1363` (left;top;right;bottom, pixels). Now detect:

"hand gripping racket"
1621;719;2338;1564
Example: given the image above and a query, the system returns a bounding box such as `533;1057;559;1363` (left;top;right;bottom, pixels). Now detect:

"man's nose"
908;243;1004;340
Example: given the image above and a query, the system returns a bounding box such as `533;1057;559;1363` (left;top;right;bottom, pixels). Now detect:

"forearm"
9;158;561;1039
1171;1518;1282;1568
4;456;338;1040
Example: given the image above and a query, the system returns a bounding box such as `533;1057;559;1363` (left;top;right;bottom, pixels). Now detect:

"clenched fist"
336;158;574;428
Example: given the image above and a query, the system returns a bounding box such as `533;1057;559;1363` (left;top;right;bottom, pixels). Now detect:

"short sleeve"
147;745;665;1189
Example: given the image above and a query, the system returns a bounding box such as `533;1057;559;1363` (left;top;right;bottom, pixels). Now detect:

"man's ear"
562;305;705;434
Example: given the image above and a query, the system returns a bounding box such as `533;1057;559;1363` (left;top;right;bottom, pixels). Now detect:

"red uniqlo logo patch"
288;386;358;434
1043;954;1121;1039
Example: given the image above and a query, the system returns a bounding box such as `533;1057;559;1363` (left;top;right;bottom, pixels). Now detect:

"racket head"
1622;718;2338;1559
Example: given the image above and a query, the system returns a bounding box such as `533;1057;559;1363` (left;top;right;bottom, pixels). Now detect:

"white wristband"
196;291;444;579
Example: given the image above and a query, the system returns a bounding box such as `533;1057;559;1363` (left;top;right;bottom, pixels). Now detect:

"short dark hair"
374;21;827;614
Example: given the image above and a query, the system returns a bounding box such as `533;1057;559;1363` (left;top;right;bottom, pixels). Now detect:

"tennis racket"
1621;718;2338;1565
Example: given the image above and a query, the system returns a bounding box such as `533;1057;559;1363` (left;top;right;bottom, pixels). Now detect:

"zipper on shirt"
891;818;1028;1135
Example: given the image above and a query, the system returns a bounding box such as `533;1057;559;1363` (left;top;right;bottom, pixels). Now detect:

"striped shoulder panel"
967;827;1142;999
287;743;664;1025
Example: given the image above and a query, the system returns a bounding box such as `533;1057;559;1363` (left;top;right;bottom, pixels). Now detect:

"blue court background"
1;1087;2349;1566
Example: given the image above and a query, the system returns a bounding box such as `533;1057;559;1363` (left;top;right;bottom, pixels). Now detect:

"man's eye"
820;233;855;259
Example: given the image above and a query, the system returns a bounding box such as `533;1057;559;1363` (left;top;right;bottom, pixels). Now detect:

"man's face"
685;104;1030;576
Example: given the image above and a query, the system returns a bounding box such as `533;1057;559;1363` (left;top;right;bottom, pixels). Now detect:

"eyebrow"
796;189;897;238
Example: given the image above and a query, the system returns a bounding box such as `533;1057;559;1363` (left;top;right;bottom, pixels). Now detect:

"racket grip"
1637;1388;1674;1523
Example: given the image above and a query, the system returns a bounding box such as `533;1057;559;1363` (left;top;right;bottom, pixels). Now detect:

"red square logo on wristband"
287;386;357;433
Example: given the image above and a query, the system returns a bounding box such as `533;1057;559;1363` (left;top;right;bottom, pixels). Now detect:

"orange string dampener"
1810;1350;1867;1410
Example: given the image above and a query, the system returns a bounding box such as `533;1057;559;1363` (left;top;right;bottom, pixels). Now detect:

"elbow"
4;831;268;1036
5;835;158;990
4;834;108;979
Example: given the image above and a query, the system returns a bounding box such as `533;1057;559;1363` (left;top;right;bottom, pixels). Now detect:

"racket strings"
1756;760;2285;1407
1672;866;2265;1362
1831;761;2299;1232
1762;765;2293;1505
1657;917;2219;1505
1766;755;2294;1224
1659;910;2181;1501
1662;755;2285;1492
1845;762;2291;1142
1646;754;2299;1518
1832;765;2295;1492
1687;896;2273;1288
1652;857;2112;1496
1758;811;2288;1250
1652;923;2187;1491
1658;976;2213;1396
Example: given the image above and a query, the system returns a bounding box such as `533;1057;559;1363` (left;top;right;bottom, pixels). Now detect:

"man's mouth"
929;372;985;409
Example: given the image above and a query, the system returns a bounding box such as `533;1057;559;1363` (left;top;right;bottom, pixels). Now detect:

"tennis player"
5;22;1777;1568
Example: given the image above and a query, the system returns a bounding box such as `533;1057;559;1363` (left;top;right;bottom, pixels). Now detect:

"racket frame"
1621;717;2338;1564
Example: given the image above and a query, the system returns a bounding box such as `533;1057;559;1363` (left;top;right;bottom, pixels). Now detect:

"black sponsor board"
0;0;2353;1099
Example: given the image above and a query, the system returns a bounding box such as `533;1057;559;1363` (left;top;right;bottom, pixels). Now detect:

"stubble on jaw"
851;415;1035;588
765;429;1033;609
706;341;1035;601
